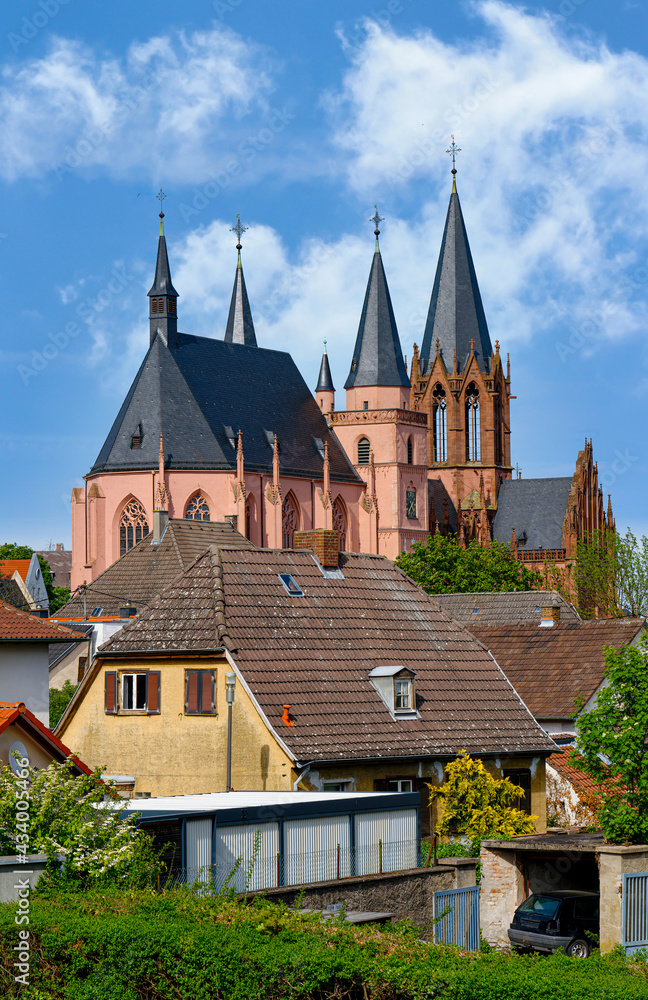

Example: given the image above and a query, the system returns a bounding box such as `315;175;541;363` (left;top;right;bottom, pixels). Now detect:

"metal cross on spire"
370;206;384;232
156;188;166;215
230;214;248;248
446;135;461;175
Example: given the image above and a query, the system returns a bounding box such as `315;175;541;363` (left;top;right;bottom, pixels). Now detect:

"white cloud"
326;1;648;352
0;26;278;182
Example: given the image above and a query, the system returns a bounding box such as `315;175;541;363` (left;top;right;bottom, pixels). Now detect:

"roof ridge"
208;545;236;652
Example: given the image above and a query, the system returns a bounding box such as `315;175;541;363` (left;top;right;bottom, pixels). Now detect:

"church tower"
411;145;512;537
224;215;257;347
329;210;428;559
147;191;179;348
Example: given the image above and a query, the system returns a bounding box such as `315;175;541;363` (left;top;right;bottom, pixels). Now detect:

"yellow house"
57;531;555;830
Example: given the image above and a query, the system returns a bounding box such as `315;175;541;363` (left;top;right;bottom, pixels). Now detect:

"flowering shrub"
0;756;159;883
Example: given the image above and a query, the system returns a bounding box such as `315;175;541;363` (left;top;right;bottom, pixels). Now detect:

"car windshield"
517;895;561;919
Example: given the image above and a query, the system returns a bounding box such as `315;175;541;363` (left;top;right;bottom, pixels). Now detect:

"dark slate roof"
96;546;555;760
492;478;573;551
431;591;580;626
470;618;645;720
316;349;335;392
420;187;492;375
0;579;28;611
224;261;257;347
55;520;256;618
147;233;179;297
344;249;410;389
89;333;362;483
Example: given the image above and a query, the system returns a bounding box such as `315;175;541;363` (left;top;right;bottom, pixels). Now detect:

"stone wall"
598;845;648;954
480;845;524;946
0;855;51;903
247;858;477;929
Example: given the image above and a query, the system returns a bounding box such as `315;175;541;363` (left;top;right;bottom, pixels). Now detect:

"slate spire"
316;341;335;392
147;191;179;348
224;215;257;347
420;177;492;376
344;210;410;390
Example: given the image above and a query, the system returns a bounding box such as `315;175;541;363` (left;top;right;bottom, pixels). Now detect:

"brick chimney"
294;529;339;568
540;601;561;627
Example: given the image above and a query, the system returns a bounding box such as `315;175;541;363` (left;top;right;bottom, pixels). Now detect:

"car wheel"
566;939;590;958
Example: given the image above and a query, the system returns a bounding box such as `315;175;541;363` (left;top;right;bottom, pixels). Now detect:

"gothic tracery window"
282;493;299;548
332;497;348;551
119;499;149;557
185;494;211;521
432;384;447;463
465;383;481;462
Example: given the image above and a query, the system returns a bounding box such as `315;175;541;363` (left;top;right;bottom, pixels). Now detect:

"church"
71;163;613;591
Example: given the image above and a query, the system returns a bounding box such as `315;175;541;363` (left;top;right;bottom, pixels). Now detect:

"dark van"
508;890;599;957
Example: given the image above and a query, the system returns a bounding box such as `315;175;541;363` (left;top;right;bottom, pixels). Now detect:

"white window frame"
121;672;147;712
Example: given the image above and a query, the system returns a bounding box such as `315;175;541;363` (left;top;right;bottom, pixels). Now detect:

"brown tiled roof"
36;550;72;588
96;547;555;761
547;750;603;801
430;590;580;625
470;618;645;720
0;603;81;642
57;519;256;617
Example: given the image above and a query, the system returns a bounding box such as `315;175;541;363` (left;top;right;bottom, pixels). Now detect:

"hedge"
0;887;647;999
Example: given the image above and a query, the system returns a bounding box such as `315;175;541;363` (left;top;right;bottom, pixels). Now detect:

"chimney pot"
281;705;295;727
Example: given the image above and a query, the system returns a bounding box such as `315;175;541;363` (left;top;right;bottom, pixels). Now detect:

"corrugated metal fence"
622;872;648;955
433;885;480;951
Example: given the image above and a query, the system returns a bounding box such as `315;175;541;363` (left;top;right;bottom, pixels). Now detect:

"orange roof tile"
0;701;92;776
547;750;604;801
0;559;31;582
0;602;80;642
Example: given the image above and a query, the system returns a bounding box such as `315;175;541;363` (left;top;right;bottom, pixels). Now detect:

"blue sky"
2;0;648;550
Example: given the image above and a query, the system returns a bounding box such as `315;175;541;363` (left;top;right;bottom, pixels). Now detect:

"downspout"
293;764;311;791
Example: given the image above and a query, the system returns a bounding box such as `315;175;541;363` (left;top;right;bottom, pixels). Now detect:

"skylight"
91;607;103;617
471;608;479;614
278;573;304;597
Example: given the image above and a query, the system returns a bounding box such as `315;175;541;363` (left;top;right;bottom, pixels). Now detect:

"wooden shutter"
147;671;161;714
186;671;199;714
201;671;213;714
105;672;117;714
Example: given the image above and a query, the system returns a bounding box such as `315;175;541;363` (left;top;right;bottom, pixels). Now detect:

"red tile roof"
470;618;645;720
91;546;556;762
0;602;81;642
547;750;603;801
0;559;31;582
0;701;92;775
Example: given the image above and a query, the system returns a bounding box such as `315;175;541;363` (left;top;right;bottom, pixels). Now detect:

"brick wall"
294;529;339;567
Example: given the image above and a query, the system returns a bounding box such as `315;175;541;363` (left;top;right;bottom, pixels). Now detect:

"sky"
2;0;648;550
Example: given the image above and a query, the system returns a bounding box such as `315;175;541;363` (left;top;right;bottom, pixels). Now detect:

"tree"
50;681;77;729
0;755;160;881
428;752;537;839
0;542;70;614
616;530;648;618
573;640;648;845
572;529;620;619
396;535;541;595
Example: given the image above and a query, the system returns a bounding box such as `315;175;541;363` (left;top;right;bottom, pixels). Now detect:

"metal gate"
622;872;648;955
433;885;480;950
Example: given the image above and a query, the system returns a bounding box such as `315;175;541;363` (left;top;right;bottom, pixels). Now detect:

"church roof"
420;186;492;375
344;249;410;390
147;233;178;298
492;477;574;551
224;260;257;347
431;590;580;626
89;333;362;483
316;347;334;392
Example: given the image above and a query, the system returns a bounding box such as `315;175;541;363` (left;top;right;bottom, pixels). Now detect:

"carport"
480;831;603;947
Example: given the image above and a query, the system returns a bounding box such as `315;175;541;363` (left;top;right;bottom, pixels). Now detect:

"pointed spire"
420;173;492;377
148;192;179;347
345;211;410;390
236;430;244;483
224;216;257;347
323;441;330;497
316;340;335;392
157;434;167;509
272;434;280;489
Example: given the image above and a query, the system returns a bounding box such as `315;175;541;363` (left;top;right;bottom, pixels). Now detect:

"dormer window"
394;677;412;711
369;665;417;719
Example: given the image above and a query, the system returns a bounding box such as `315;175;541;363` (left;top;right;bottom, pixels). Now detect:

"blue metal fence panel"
433;885;480;951
622;872;648;955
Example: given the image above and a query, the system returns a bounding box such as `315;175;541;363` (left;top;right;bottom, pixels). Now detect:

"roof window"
313;436;326;461
278;573;304;597
223;425;236;450
369;665;418;720
91;606;103;617
471;608;479;614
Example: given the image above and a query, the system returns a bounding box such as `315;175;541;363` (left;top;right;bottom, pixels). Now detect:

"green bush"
1;886;648;999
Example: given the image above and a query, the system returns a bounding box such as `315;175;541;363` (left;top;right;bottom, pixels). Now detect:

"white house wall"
0;644;50;726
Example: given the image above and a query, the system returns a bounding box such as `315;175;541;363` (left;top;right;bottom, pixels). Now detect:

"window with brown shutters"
147;672;161;714
185;670;215;714
105;671;117;714
151;297;158;314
